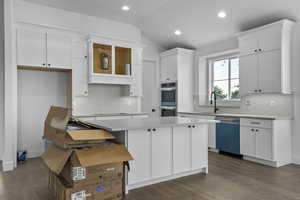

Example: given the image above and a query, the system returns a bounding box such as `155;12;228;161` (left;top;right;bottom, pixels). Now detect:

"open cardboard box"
43;144;133;187
44;106;114;149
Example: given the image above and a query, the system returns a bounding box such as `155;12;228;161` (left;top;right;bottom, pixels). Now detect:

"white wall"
17;70;69;158
0;0;4;161
291;23;300;164
195;37;293;117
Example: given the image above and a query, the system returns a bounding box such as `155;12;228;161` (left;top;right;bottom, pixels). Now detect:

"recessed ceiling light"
174;30;182;36
218;11;227;18
122;5;130;11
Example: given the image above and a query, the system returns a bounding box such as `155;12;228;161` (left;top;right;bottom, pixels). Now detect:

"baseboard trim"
292;155;300;165
2;161;14;172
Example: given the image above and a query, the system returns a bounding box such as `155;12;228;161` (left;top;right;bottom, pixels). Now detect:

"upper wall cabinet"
160;48;195;112
238;20;294;96
17;29;72;69
88;39;143;90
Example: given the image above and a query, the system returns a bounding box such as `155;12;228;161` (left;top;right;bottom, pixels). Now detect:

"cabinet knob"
152;128;156;132
259;49;262;52
192;125;195;128
254;89;258;92
147;129;151;132
259;89;262;92
254;49;258;53
251;129;255;132
42;63;45;66
188;125;192;128
256;129;259;132
48;64;51;67
84;91;88;94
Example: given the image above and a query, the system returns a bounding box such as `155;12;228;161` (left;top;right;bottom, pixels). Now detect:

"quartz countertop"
179;112;293;120
81;117;219;132
74;112;149;118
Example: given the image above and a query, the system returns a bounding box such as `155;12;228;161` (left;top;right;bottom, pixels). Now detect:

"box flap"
42;144;73;174
67;130;115;141
75;145;133;167
43;106;71;139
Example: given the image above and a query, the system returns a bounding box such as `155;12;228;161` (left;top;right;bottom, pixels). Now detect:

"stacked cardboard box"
42;106;133;200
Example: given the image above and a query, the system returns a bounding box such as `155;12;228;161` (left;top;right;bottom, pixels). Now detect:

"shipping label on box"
71;191;86;200
72;167;86;181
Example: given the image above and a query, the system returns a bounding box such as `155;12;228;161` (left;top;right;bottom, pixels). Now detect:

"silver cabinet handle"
250;122;261;125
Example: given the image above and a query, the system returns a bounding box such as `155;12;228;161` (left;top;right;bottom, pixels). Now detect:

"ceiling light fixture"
218;11;227;18
174;30;182;36
122;5;130;11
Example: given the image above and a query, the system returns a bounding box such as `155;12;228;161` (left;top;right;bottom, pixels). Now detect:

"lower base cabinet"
127;125;208;187
240;118;291;167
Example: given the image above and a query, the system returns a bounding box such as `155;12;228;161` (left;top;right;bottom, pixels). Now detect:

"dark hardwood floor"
1;152;300;200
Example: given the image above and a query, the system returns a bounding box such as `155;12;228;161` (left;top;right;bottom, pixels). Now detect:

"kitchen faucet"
210;91;219;113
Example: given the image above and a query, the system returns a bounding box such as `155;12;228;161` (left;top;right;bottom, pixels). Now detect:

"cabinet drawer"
240;118;272;129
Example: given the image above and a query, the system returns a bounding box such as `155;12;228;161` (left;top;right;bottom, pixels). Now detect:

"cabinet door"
127;129;151;185
240;127;256;157
191;125;208;170
258;26;281;52
239;33;259;56
17;29;46;67
151;127;172;179
173;126;191;174
258;50;281;93
160;54;177;82
239;54;259;96
47;33;72;69
256;128;273;161
72;59;88;97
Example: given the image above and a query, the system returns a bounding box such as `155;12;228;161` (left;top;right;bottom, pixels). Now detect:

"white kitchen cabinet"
160;48;195;112
127;129;151;185
239;54;259;96
160;53;177;82
238;20;294;95
17;29;46;67
47;34;71;69
17;28;72;70
191;125;208;170
151;127;172;179
173;126;191;174
240;118;291;167
258;50;281;93
240;127;256;157
125;64;143;97
255;128;273;161
72;40;88;97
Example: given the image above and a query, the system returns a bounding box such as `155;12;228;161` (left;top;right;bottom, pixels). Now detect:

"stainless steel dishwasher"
216;117;241;155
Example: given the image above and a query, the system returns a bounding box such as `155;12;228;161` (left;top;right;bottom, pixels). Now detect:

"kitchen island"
82;117;218;192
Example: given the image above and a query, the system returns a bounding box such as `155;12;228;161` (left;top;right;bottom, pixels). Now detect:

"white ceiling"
23;0;300;49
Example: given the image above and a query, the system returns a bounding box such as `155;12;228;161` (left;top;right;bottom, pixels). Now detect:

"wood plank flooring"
1;152;300;200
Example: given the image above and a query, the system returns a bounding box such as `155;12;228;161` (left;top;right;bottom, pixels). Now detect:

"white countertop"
179;112;293;120
81;117;219;131
74;112;149;118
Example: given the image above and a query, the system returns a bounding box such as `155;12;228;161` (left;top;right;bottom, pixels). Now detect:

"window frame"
208;53;241;104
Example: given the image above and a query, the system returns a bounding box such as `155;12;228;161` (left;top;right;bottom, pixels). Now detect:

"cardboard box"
49;171;123;200
42;144;133;187
44;106;115;149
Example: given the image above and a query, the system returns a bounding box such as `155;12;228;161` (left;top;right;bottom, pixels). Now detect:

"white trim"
3;0;17;172
126;168;207;191
292;155;300;165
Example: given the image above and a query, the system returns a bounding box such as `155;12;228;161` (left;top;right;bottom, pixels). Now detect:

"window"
210;56;240;101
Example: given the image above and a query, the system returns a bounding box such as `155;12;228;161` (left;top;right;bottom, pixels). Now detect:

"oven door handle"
160;106;177;110
161;87;176;91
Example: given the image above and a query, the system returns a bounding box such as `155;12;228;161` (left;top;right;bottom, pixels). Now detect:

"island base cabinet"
127;129;151;185
127;125;208;189
151;128;172;179
191;125;208;170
